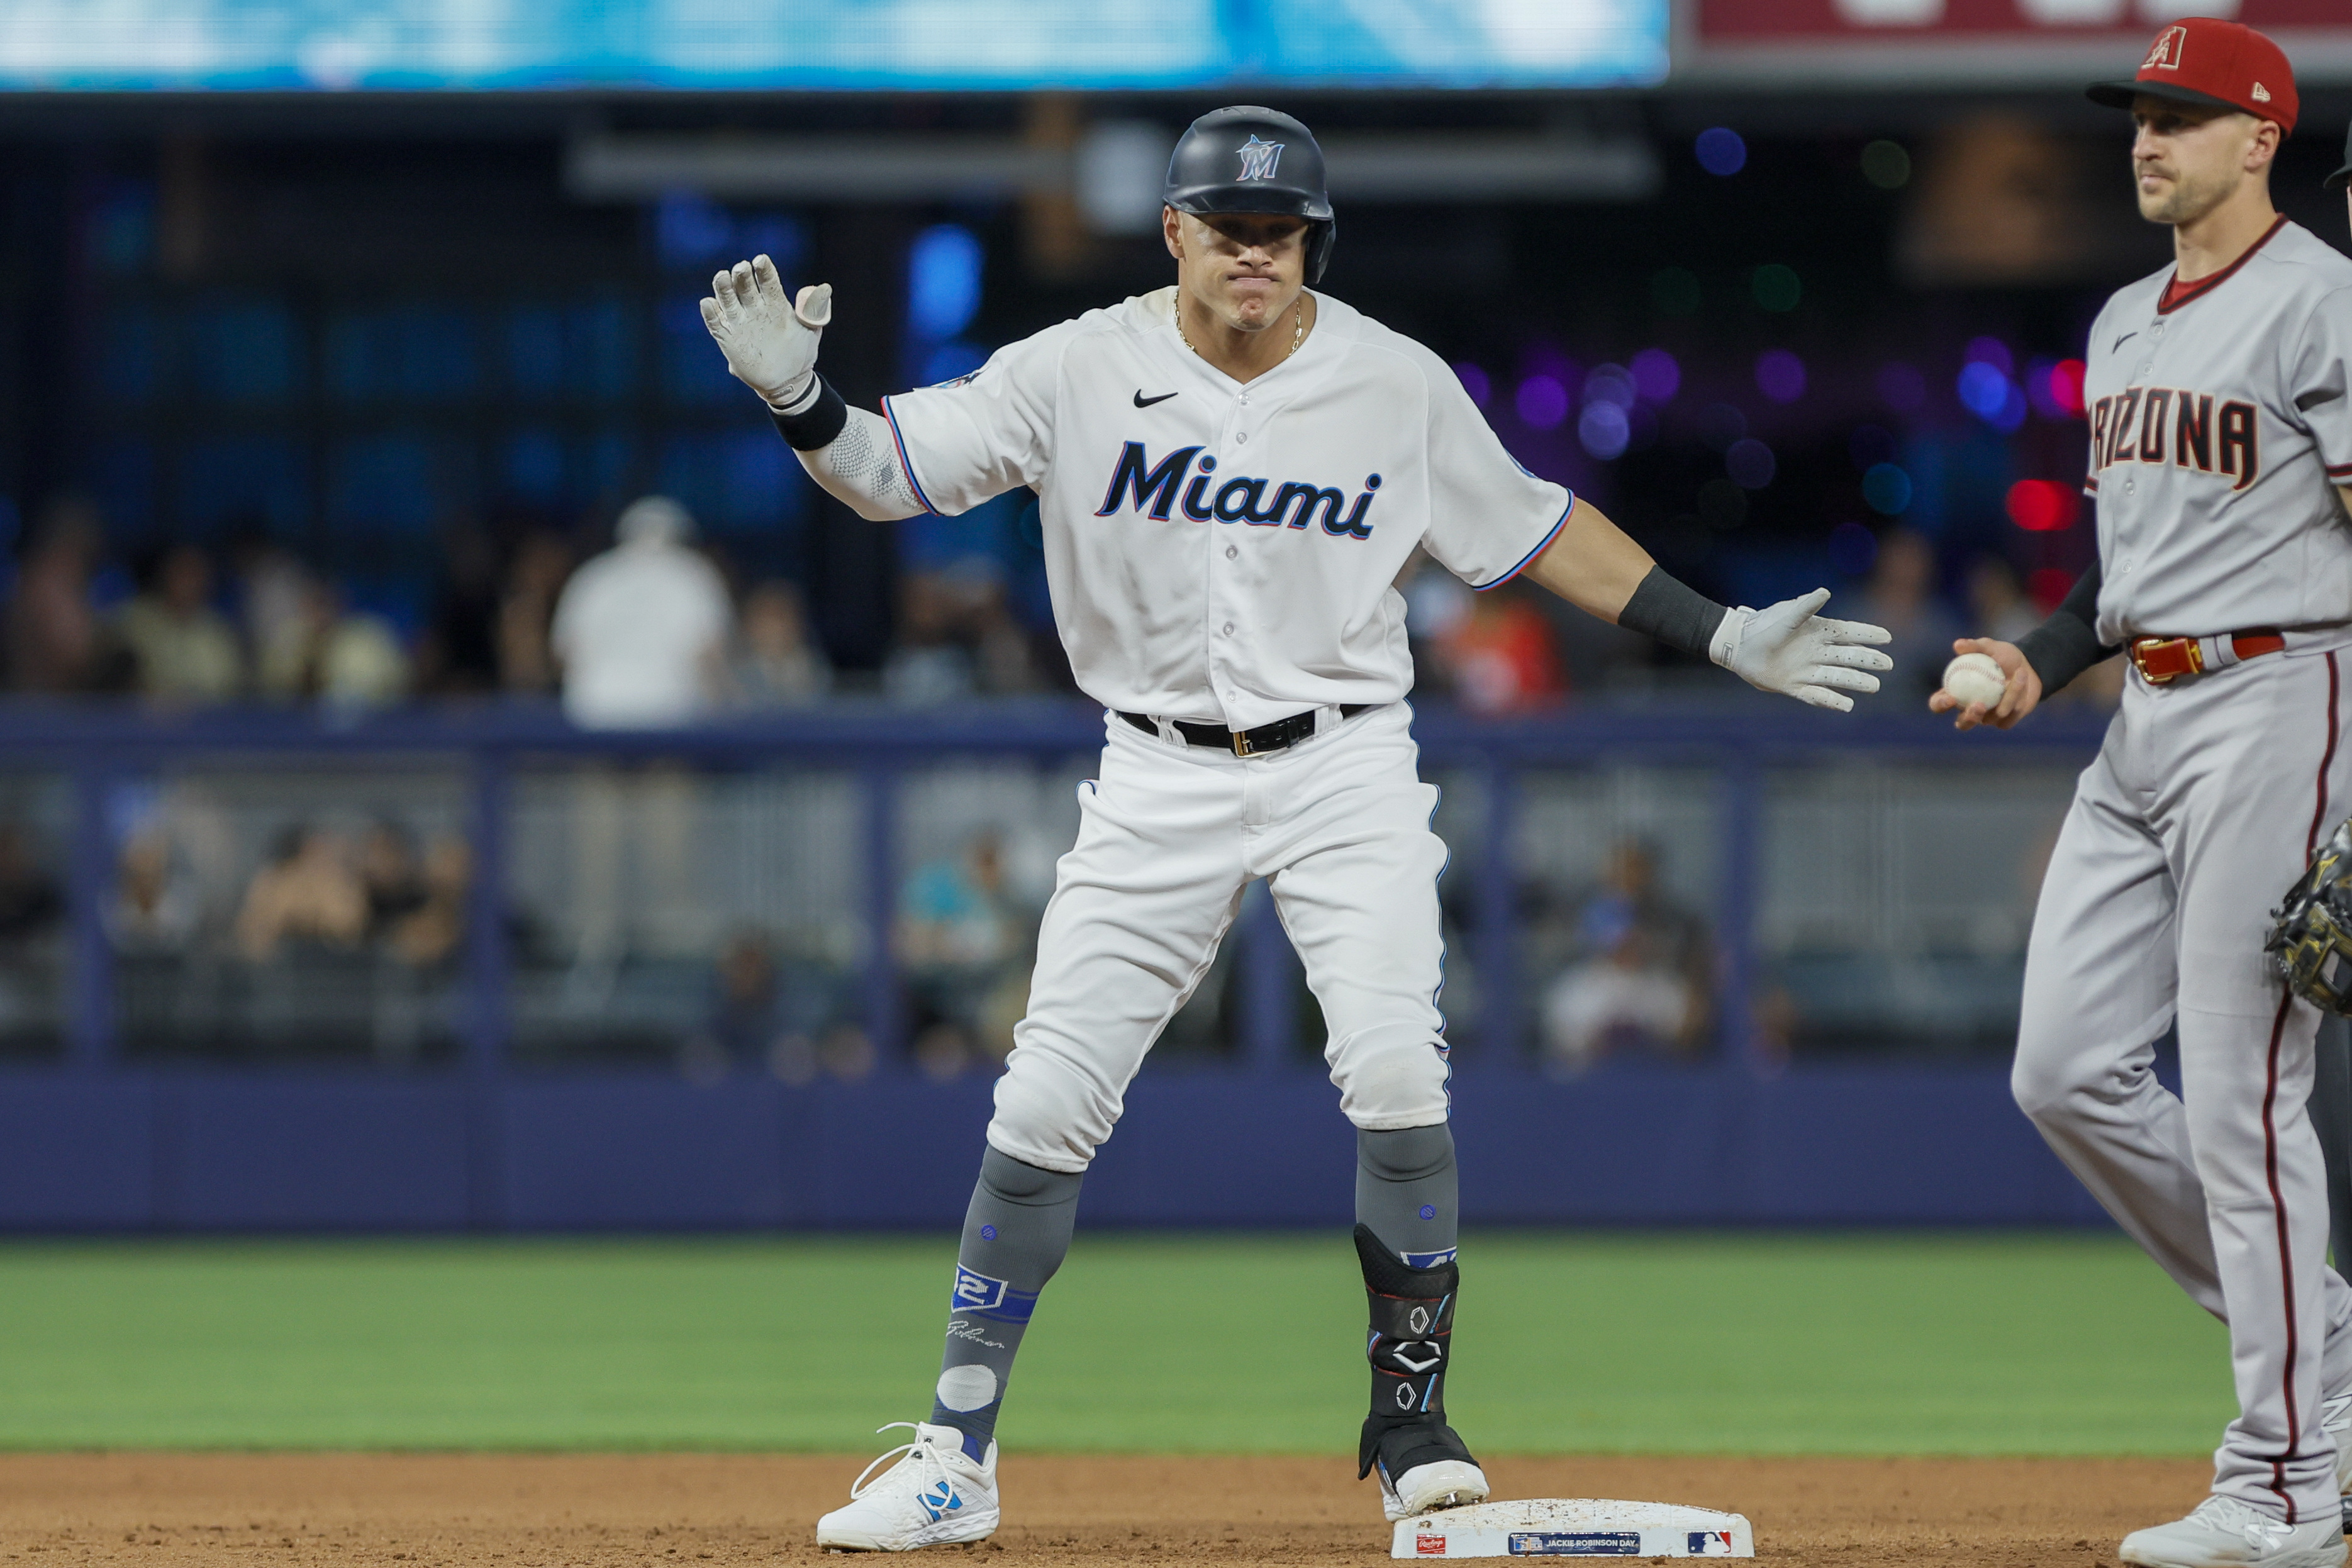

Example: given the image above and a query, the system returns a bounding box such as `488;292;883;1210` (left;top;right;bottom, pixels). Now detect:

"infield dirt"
0;1453;2216;1566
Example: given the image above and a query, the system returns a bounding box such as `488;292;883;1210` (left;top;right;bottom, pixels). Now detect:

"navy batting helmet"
1162;106;1335;284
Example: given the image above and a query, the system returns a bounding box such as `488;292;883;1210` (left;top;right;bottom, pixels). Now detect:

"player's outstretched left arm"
1517;496;1893;712
700;255;925;522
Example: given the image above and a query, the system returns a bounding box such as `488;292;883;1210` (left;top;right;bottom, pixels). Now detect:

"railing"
0;696;2115;1083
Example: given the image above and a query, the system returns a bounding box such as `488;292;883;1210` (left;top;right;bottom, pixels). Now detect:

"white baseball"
1942;651;2009;710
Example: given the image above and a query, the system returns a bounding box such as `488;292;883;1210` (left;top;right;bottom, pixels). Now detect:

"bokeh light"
1876;362;1926;411
1695;127;1747;177
1862;462;1912;515
1751;264;1801;312
1454;362;1491;408
1583;364;1636;409
1726;438;1776;490
1754;349;1806;404
1958;361;2030;431
1829;521;1879;577
1515;375;1569;429
1963;336;2014;377
1860;140;1910;189
1578;401;1631;459
2031;357;2088;419
2005;479;2080;532
1629;347;1680;403
906;224;983;342
2028;567;2076;612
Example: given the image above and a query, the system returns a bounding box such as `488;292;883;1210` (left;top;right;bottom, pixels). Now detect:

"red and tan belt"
2126;627;2285;685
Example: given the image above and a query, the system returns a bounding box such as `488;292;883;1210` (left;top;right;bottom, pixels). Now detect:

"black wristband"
769;377;849;451
2012;556;2115;694
1617;565;1729;660
2015;614;2110;694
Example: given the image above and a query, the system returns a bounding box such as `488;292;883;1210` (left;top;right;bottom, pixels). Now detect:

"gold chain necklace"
1176;296;1305;364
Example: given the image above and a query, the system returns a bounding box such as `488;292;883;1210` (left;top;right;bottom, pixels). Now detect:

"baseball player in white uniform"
1933;23;2352;1568
702;107;1893;1552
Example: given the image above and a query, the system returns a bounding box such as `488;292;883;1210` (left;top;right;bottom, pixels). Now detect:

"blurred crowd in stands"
0;482;2121;723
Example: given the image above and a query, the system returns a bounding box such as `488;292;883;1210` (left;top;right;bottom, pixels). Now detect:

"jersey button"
1222;622;1235;636
1235;431;1249;443
1225;545;1238;559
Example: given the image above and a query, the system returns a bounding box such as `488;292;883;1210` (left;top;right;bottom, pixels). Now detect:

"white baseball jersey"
879;286;1573;731
2081;218;2352;644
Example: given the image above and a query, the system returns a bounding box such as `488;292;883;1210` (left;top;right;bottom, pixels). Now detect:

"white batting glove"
699;255;833;411
1709;587;1893;713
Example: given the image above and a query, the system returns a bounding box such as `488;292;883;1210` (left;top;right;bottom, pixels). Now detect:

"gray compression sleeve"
930;1146;1083;1458
784;404;927;521
1617;565;1730;660
2012;553;2114;694
1356;1123;1458;1263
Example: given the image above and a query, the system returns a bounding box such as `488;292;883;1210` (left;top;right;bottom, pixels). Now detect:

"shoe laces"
848;1423;957;1503
2188;1494;2294;1548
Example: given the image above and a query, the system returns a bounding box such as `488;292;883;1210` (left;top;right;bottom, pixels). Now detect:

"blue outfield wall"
0;1064;2104;1233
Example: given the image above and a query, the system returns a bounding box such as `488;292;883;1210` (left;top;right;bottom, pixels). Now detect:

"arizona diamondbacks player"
1932;22;2352;1568
704;107;1892;1553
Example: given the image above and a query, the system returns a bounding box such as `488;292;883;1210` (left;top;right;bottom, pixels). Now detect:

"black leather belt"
1120;704;1373;757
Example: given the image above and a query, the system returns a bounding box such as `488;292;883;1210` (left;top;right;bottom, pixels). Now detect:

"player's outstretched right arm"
699;255;925;522
1515;498;1892;712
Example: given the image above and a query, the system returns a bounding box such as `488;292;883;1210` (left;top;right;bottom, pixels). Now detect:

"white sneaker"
815;1422;1000;1552
1377;1455;1491;1524
2119;1495;2347;1568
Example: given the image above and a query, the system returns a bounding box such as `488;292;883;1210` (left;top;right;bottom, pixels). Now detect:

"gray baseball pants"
2013;647;2352;1525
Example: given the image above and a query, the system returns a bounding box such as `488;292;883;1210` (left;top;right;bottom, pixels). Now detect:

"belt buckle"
1231;728;1254;757
2132;636;2203;685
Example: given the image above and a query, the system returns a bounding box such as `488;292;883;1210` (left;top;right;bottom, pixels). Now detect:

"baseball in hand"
1942;652;2008;710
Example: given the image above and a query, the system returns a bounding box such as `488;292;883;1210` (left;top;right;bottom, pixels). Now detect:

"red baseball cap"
2087;17;2297;136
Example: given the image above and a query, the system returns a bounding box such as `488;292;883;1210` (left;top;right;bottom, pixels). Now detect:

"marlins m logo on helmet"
1234;134;1285;181
2143;25;2186;69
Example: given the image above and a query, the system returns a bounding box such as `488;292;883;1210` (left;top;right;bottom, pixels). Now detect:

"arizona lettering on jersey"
1094;442;1380;538
2088;387;2259;491
2075;220;2352;645
878;286;1572;730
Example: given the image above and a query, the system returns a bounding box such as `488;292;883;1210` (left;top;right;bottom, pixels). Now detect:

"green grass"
0;1232;2229;1455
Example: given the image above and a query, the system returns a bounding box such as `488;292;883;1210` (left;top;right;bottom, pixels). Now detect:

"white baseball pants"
2014;647;2352;1523
986;703;1451;1173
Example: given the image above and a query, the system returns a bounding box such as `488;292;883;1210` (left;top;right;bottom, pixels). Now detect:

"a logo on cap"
2143;25;2186;71
1235;135;1285;182
2251;82;2271;101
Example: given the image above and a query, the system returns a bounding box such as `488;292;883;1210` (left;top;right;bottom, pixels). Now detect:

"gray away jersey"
2082;219;2352;645
879;287;1573;730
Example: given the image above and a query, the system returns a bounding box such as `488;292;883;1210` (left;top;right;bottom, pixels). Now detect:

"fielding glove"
1709;587;1893;713
699;255;833;411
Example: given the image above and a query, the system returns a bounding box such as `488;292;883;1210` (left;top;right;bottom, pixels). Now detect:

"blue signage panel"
0;0;1667;91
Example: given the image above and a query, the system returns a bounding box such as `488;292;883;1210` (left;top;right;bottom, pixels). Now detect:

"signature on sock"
945;1318;1006;1349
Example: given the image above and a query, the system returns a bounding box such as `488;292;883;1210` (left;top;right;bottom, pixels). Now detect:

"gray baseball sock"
930;1145;1083;1462
1356;1123;1458;1265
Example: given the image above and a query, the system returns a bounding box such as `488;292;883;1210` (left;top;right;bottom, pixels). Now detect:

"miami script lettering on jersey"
1093;441;1381;538
2090;386;2260;492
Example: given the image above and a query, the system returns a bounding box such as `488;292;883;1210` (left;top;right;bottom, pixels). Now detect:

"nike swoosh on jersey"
2112;330;2138;351
1133;389;1179;408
